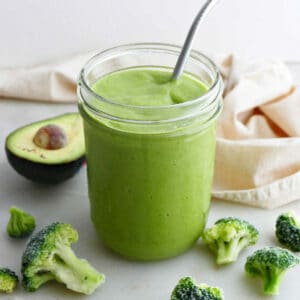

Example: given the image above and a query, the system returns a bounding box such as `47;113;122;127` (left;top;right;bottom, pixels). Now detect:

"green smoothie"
79;68;217;260
91;68;208;106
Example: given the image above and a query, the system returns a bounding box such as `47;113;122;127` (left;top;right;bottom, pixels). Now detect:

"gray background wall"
1;0;299;67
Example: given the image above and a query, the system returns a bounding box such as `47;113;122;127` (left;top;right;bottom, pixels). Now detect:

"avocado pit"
33;124;67;150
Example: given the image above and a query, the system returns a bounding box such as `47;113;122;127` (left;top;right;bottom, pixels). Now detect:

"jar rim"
78;42;221;111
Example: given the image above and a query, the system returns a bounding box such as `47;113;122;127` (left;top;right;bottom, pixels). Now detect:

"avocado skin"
6;147;85;184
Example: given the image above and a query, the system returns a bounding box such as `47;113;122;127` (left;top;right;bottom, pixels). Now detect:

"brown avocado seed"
33;124;67;150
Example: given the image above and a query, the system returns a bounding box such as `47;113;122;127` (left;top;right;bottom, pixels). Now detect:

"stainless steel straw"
172;0;220;80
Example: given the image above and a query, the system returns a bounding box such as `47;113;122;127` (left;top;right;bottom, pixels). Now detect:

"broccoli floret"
171;277;224;300
7;206;36;238
21;222;105;295
198;284;223;300
276;211;300;252
0;268;18;293
202;217;259;265
245;246;300;295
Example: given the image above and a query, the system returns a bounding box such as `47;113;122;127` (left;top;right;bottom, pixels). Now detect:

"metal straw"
172;0;220;80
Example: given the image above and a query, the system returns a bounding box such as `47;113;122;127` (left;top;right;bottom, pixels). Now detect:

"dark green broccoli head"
0;268;18;293
202;217;259;265
171;277;223;300
7;206;36;238
198;284;223;300
245;246;300;295
171;277;202;299
22;222;105;295
276;211;300;252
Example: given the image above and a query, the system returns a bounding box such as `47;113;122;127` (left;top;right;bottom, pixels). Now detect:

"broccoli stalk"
214;233;254;264
0;268;18;293
276;211;300;252
22;222;105;295
171;277;224;300
262;268;286;295
245;247;300;295
7;206;36;238
48;243;103;293
202;217;259;265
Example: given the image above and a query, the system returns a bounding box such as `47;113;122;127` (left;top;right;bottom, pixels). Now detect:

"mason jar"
78;43;222;260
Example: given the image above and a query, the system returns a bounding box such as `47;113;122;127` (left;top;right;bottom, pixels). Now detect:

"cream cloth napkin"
212;55;300;208
1;53;299;209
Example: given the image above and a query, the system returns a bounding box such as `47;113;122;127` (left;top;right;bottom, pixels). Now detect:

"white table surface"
1;64;300;300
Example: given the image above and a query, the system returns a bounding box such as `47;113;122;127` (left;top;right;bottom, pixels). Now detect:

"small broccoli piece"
171;277;202;299
171;277;224;300
198;284;224;300
276;211;300;252
7;206;36;238
21;222;105;295
245;246;300;295
202;217;259;265
0;268;18;293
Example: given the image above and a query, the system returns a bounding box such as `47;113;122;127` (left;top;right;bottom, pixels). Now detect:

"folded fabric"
212;55;300;208
0;52;95;102
1;52;299;209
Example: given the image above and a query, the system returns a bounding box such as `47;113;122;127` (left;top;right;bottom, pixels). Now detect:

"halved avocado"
5;113;85;184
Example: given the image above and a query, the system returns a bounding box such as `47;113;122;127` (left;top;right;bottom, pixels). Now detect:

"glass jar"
78;43;222;260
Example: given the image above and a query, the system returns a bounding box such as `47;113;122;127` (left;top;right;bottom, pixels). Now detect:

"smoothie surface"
92;68;208;106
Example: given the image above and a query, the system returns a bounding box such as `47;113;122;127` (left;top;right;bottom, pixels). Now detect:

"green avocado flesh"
6;113;85;164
